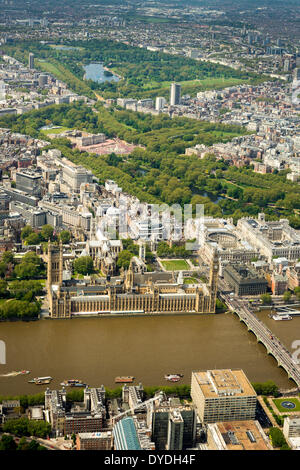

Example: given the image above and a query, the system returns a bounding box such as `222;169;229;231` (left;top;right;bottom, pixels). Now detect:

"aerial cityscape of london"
0;0;299;458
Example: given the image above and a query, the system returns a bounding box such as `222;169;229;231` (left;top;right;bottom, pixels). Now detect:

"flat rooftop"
192;369;256;398
211;420;271;450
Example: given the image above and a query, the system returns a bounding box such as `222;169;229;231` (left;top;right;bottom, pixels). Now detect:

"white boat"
28;376;53;384
164;374;183;382
272;314;292;321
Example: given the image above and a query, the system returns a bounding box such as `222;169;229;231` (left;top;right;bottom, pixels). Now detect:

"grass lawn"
36;60;64;78
161;259;190;271
41;126;72;136
73;273;84;280
49;45;84;51
141;77;257;96
184;277;198;284
273;398;300;413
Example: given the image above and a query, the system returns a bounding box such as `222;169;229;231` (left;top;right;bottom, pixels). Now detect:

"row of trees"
269;427;290;450
0;389;87;409
261;287;300;305
156;241;190;259
0;279;43;302
3;39;266;101
21;224;71;246
2;101;300;227
0;251;45;281
73;256;94;275
3;417;51;439
0;435;46;451
0;299;41;321
252;381;280;397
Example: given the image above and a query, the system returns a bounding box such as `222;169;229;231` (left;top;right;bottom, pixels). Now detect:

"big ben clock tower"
209;249;219;313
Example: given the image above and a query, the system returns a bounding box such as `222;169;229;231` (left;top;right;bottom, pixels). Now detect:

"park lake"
83;63;120;84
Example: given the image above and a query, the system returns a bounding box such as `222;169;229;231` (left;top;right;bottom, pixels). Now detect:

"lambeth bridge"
220;292;300;389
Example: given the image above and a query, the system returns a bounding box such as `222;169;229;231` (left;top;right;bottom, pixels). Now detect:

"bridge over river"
220;292;300;389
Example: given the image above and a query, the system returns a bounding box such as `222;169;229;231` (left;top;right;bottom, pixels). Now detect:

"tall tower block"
47;240;63;291
170;83;181;106
209;250;219;313
28;53;34;70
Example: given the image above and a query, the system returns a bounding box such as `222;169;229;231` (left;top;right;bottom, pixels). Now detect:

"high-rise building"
170;83;181;106
191;369;257;424
0;80;7;100
38;74;48;87
284;59;290;72
28;53;34;70
151;399;196;450
15;170;42;197
113;417;142;450
166;410;184;450
113;416;155;450
155;96;166;111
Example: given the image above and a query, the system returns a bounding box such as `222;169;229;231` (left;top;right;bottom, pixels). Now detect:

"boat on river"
0;370;30;377
164;374;184;382
28;376;52;385
115;376;135;383
271;314;292;321
60;379;87;387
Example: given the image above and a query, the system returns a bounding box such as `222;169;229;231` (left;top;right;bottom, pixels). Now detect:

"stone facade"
47;244;219;318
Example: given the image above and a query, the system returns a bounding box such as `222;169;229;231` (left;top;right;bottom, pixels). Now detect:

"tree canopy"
73;256;94;275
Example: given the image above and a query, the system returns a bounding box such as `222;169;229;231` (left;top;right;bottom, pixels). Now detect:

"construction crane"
112;391;165;425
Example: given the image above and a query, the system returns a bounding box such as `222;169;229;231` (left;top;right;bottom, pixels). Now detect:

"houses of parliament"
47;241;219;319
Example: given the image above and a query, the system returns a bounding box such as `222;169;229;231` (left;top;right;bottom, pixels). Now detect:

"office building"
0;191;10;220
151;399;196;450
166;410;184;450
223;264;268;296
122;384;145;412
283;416;300;439
283;417;300;450
45;386;106;436
38;74;48;87
155;97;166;111
0;400;21;424
113;416;155;450
207;420;272;450
60;158;93;192
28;53;34;70
9;200;47;228
113;417;142;450
283;59;290;72
237;214;300;262
16;170;42;198
76;431;112;450
170;83;181;106
4;187;38;207
191;369;257;424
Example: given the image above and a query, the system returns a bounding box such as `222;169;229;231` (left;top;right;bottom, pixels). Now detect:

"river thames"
1;310;299;396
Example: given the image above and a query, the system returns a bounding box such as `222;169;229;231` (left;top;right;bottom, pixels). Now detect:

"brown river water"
0;310;299;396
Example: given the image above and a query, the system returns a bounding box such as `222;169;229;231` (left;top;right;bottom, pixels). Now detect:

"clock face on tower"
214;265;218;270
